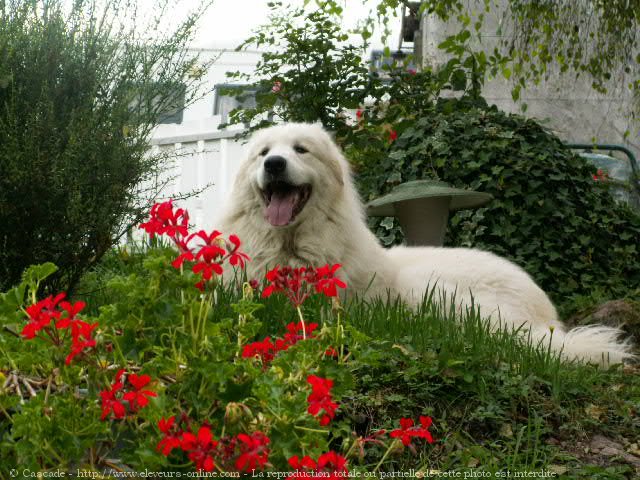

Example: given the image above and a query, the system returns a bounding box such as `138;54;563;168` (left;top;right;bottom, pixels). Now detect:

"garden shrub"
0;0;207;293
356;97;640;310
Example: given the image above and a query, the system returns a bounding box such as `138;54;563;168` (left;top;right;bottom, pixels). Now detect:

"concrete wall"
416;2;639;164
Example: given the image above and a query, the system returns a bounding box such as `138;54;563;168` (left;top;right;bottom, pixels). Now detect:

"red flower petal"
128;373;151;391
158;416;175;433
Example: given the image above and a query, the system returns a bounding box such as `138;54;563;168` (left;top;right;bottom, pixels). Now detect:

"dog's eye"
259;147;269;156
294;145;308;154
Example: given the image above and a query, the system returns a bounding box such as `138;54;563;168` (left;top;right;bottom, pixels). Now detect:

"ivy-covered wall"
357;98;640;311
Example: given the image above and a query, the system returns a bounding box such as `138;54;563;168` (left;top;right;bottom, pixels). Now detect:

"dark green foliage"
0;0;207;292
357;97;640;310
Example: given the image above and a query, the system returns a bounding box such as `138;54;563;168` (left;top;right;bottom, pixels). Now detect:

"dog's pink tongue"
266;190;297;226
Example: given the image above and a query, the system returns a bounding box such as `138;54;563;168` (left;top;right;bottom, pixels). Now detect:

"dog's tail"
532;324;635;366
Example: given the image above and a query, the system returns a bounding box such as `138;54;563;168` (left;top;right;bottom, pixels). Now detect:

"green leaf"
21;263;58;286
380;217;395;229
511;85;521;101
458;29;471;42
451;69;467;90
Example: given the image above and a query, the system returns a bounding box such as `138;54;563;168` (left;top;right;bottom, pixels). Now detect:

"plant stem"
296;306;307;339
373;439;400;473
335;305;345;361
43;440;65;464
0;401;12;421
0;344;18;371
343;437;360;460
294;425;328;434
44;374;52;405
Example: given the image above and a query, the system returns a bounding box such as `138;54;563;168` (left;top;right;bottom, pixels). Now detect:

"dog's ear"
324;139;346;187
230;154;258;197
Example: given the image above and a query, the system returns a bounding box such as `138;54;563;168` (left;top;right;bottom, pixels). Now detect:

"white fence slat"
147;131;245;235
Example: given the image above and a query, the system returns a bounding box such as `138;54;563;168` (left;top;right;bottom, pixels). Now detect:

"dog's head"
240;123;348;228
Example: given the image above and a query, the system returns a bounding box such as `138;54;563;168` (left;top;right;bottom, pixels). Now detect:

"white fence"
147;125;247;234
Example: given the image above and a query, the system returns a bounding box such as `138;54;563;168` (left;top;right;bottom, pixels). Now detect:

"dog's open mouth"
262;181;312;226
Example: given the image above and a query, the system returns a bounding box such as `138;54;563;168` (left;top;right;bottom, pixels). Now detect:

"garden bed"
0;202;638;478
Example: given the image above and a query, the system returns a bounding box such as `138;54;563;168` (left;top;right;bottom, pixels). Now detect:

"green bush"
0;0;207;292
223;1;381;137
356;97;640;310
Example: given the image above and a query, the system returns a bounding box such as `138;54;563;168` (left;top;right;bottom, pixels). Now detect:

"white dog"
218;122;634;365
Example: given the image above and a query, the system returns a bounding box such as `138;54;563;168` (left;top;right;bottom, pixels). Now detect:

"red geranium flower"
389;129;398;143
139;200;251;290
21;292;98;366
288;455;317;470
262;264;346;307
139;200;189;239
192;259;223;281
242;321;319;368
157;416;184;456
242;337;277;365
181;425;218;472
324;346;339;358
283;321;318;346
314;264;347;297
228;234;250;268
100;388;126;420
171;236;195;269
65;320;98;365
22;293;66;339
123;373;157;411
55;299;86;329
317;451;348;477
235;431;270;472
307;375;339;426
191;230;226;281
288;451;348;479
262;266;312;306
100;370;157;420
188;230;251;289
390;416;434;446
100;369;127;420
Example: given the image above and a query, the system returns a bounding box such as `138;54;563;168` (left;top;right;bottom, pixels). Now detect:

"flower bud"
331;296;343;313
224;402;252;425
242;281;255;300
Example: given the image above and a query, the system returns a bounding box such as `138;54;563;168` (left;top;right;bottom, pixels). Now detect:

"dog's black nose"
264;155;287;175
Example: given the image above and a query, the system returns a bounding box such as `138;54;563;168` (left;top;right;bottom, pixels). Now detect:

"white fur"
217;123;635;366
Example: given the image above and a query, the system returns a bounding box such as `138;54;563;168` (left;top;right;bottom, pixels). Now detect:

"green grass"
340;296;639;476
76;247;640;478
